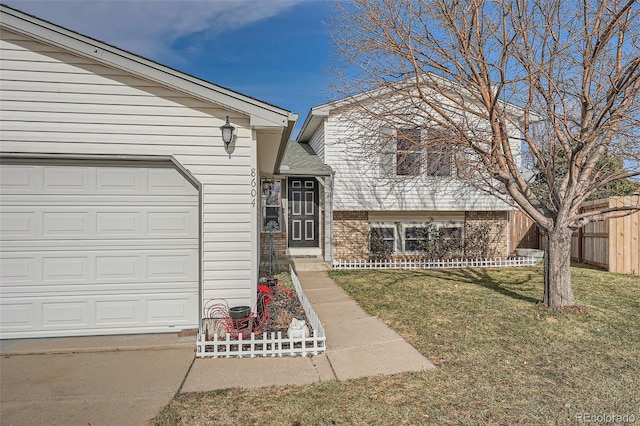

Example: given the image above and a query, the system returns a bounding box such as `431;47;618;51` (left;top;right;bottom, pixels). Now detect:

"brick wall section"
333;210;370;260
260;232;286;260
464;211;509;257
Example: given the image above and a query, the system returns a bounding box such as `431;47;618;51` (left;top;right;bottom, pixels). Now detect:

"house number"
250;168;257;206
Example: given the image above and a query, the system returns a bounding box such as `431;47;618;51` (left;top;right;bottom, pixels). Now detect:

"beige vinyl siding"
0;31;256;307
308;120;325;161
323;113;510;212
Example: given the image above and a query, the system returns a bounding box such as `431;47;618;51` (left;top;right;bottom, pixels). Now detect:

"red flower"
258;285;271;294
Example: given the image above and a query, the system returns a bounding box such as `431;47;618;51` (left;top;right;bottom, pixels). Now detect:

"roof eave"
273;113;299;175
296;106;329;142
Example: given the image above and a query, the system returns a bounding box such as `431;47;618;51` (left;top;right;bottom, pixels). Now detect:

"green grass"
154;265;639;425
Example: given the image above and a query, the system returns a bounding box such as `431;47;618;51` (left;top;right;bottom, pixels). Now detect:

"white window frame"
401;222;464;255
261;179;282;233
401;223;434;254
369;222;397;255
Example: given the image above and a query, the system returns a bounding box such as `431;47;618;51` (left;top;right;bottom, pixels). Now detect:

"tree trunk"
543;226;576;308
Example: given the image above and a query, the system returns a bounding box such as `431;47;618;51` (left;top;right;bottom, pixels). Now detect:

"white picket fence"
196;266;326;358
332;257;540;270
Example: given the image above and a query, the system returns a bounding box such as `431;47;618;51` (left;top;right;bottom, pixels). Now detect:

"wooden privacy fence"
572;196;639;275
509;210;540;253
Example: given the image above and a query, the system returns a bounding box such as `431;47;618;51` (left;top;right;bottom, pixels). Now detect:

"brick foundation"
260;232;286;260
464;211;508;257
332;210;370;260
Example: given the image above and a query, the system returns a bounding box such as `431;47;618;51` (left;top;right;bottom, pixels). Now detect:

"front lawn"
155;265;639;425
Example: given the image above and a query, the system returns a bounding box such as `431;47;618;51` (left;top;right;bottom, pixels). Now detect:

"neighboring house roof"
278;141;333;176
0;3;297;130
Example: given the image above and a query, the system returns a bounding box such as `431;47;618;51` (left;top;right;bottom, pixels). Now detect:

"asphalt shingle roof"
279;141;332;176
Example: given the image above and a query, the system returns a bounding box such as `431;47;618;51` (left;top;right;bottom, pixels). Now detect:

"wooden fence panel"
575;196;639;275
509;210;540;252
608;197;640;275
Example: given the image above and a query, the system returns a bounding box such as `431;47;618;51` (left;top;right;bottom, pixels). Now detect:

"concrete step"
290;257;332;272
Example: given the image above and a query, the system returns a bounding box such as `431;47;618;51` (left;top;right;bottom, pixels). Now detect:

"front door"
288;177;319;248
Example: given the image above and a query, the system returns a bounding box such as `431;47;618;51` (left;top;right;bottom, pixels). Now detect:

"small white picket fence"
332;257;540;270
196;266;326;358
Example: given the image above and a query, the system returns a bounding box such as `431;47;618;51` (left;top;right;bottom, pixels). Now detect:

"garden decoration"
202;285;273;340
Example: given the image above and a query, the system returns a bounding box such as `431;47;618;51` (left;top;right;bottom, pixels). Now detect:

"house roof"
278;141;333;176
0;3;297;130
297;73;532;143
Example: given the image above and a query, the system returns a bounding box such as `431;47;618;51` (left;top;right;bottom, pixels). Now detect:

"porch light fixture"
220;116;235;147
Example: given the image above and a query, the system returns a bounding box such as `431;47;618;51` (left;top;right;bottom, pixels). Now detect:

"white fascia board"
296;106;329;142
0;5;290;128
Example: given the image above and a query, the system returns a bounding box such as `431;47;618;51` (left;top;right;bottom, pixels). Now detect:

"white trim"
250;130;258;310
333;257;540;270
369;223;397;254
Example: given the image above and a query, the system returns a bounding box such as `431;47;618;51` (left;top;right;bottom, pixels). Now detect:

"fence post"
578;205;584;264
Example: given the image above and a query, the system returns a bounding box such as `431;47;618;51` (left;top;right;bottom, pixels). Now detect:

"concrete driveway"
0;334;195;426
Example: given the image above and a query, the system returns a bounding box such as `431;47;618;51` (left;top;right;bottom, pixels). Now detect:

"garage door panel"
148;167;198;195
0;165;38;193
1;292;198;336
43;166;91;192
44;211;90;235
0;206;198;240
96;299;139;325
0;303;35;330
96;167;140;193
0;257;34;282
1;249;197;287
0;212;37;237
1;239;197;250
43;255;89;282
42;301;88;327
0;163;198;197
0;161;199;338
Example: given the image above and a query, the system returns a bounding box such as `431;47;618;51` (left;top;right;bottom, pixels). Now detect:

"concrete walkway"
0;268;435;424
182;269;435;391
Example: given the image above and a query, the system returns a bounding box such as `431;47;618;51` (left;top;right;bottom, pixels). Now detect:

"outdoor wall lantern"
220;116;235;147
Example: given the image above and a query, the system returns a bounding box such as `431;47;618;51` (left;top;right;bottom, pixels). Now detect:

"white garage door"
0;160;199;339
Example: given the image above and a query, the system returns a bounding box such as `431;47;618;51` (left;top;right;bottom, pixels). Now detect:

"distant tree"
586;157;640;200
531;153;639;202
329;0;640;308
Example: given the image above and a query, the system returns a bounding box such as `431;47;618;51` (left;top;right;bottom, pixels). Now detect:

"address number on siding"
250;168;257;206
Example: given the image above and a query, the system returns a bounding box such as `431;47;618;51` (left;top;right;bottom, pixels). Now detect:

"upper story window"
425;145;451;176
424;128;452;177
384;127;452;177
396;128;422;176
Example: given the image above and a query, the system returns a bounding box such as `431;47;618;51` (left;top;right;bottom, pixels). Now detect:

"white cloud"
6;0;302;60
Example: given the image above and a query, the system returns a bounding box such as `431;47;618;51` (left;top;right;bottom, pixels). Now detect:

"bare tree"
328;0;640;308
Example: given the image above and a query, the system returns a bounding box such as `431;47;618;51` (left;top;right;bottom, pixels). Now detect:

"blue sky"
5;0;333;137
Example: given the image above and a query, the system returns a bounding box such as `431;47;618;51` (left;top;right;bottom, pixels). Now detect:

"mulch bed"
260;279;309;335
